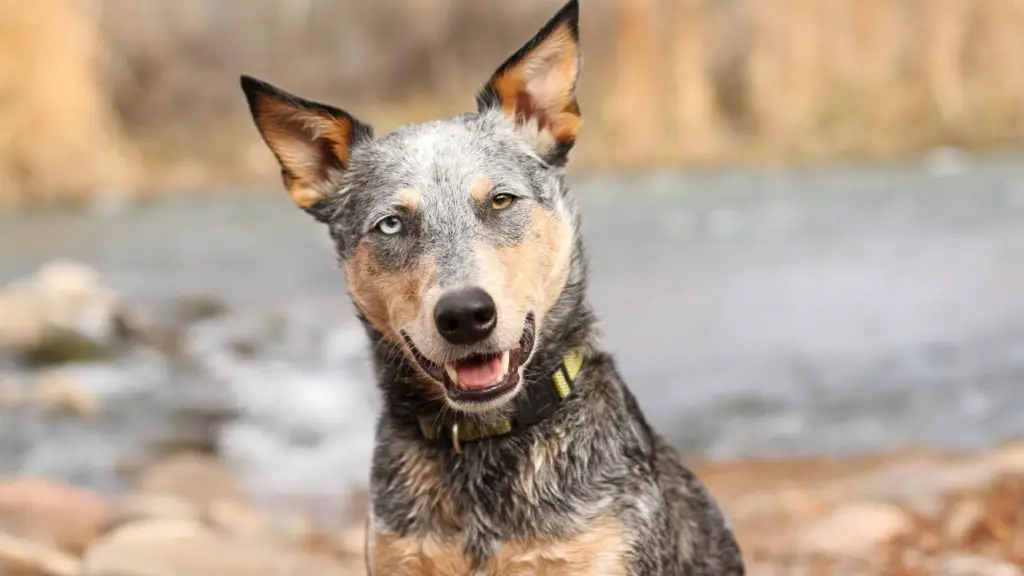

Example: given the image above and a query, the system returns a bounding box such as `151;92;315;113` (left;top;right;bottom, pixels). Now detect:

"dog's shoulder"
600;364;746;574
650;433;747;575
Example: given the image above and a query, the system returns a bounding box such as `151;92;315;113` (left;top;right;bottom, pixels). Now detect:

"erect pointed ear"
240;75;373;222
476;0;581;166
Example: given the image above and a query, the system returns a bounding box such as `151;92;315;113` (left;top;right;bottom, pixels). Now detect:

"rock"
114;454;148;480
28;261;123;344
941;554;1023;576
16;328;116;367
81;519;352;576
135;453;246;509
0;281;45;349
798;501;912;557
30;369;100;418
228;338;259;358
0;260;128;366
174;295;229;324
274;513;316;546
0;478;113;553
205;499;273;539
146;405;239;460
112;493;202;529
115;316;185;358
943;499;984;543
0;531;79;576
113;294;229;359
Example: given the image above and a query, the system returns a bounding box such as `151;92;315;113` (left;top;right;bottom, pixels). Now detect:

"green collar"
417;347;585;453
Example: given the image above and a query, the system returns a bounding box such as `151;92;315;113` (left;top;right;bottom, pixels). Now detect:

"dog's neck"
364;239;597;447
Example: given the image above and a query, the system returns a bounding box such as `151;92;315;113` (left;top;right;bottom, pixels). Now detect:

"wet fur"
240;1;745;573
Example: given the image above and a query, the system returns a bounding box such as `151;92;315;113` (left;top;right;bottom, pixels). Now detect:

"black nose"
433;287;498;345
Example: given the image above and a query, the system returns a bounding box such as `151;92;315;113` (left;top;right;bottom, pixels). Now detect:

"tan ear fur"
240;75;372;216
477;0;582;163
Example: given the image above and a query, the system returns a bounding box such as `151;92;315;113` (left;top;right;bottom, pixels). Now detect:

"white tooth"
500;351;511;377
445;364;459;384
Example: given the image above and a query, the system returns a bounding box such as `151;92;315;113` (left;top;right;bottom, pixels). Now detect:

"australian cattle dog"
240;1;745;573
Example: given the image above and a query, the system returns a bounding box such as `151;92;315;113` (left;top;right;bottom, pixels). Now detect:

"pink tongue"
454;356;503;390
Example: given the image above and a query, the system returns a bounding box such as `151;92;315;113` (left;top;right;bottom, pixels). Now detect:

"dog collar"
417;347;584;453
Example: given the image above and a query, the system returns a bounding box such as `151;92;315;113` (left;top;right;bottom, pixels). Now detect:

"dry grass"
589;0;1024;166
1;0;1024;208
0;0;138;210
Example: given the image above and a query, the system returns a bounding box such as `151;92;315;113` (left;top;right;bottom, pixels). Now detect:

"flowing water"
2;154;1024;501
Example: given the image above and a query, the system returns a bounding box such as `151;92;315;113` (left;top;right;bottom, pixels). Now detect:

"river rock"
30;368;100;418
135;453;246;509
798;501;912;557
943;499;985;543
112;493;203;528
0;281;45;350
941;554;1023;576
146;404;239;460
0;478;113;553
0;531;79;576
17;328;117;367
80;518;352;576
0;260;128;365
205;499;274;539
115;293;231;358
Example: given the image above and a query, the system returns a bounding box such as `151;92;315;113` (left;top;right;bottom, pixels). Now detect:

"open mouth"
402;313;536;404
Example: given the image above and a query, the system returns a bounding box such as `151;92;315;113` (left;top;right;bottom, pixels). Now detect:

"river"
1;153;1023;502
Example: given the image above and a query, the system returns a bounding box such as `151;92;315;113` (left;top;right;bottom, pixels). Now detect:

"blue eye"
375;216;403;235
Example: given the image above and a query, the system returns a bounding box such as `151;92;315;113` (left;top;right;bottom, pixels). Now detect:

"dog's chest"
367;515;629;576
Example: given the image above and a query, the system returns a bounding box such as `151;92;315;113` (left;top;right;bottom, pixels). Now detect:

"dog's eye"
491;193;515;210
375;216;403;235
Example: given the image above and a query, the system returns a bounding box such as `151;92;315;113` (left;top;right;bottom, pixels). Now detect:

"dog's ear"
240;75;373;222
476;0;581;166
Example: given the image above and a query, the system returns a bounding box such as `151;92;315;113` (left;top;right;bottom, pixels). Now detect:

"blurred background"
1;0;1023;573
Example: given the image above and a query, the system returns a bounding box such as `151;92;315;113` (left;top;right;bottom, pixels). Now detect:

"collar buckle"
450;421;462;454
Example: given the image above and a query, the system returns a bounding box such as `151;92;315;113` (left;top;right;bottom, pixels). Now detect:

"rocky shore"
0;260;1021;575
0;444;1020;575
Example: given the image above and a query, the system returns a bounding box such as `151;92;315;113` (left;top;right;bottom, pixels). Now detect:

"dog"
240;1;745;573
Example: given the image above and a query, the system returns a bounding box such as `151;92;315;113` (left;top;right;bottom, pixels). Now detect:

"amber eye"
491;193;515;210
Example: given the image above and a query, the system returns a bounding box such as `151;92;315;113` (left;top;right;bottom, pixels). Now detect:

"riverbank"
0;443;1021;575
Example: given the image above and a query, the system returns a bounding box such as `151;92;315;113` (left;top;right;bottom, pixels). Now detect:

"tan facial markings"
397;187;422;211
469;175;494;203
345;195;573;394
472;205;574;338
344;243;436;344
368;515;628;575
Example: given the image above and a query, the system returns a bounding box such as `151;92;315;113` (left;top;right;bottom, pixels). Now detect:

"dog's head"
241;0;581;413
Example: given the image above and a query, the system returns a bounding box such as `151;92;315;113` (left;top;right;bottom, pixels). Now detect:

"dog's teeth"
500;351;511;376
444;364;459;384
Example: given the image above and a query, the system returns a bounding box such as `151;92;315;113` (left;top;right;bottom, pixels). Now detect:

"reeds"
1;0;1022;207
0;0;138;209
595;0;1024;165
